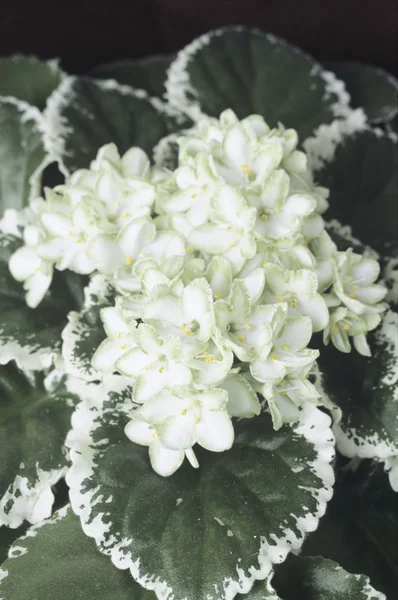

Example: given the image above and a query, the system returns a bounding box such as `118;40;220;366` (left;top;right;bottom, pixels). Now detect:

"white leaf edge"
332;310;398;492
65;375;335;600
61;274;112;382
267;557;386;600
0;96;49;206
42;76;179;177
0;504;70;584
304;119;396;175
165;26;353;124
0;371;75;528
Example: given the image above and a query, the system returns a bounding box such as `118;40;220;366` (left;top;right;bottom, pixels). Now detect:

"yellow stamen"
282;343;290;351
239;335;245;343
126;256;132;265
229;242;236;248
139;252;146;257
120;344;127;350
215;291;221;300
122;211;130;219
181;409;187;416
226;225;232;230
240;164;253;174
343;323;351;330
280;379;286;385
246;322;252;329
205;356;213;363
291;299;297;308
186;247;193;253
270;355;277;361
260;214;268;221
184;328;192;335
274;207;281;213
277;295;283;303
191;194;197;199
195;417;200;424
263;260;268;266
158;366;164;373
352;285;359;291
281;391;287;396
152;432;157;439
332;327;339;335
180;324;186;330
349;293;357;299
75;239;82;244
114;333;121;339
145;365;152;371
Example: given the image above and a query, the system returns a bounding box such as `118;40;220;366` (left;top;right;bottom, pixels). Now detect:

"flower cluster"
10;110;387;476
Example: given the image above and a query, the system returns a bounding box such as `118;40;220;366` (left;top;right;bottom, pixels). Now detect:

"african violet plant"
0;27;397;600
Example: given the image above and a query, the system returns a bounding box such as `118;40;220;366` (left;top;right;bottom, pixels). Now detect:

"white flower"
188;186;257;273
262;373;321;429
262;263;329;332
116;324;192;404
323;306;382;357
309;231;337;293
214;280;285;361
124;386;234;476
91;303;138;373
142;278;215;357
8;222;54;308
333;250;387;315
250;316;319;385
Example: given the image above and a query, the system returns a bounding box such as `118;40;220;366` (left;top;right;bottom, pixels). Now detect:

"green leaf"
0;55;64;110
325;61;398;124
0;98;46;213
319;309;398;491
0;524;27;564
0;234;85;371
91;55;173;98
316;129;397;255
62;275;114;381
0;506;155;599
166;27;352;140
302;462;397;598
44;76;183;173
0;366;79;528
66;378;334;600
270;555;385;600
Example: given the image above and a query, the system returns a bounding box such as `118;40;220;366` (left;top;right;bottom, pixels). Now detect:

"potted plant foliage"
0;27;397;600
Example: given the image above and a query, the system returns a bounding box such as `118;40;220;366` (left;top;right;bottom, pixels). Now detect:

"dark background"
1;0;397;75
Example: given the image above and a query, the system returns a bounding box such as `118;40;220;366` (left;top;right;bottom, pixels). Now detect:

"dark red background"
1;0;397;75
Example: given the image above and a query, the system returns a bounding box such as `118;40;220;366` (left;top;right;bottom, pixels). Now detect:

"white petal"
149;440;185;477
220;374;260;418
125;418;154;446
195;409;234;452
9;246;41;281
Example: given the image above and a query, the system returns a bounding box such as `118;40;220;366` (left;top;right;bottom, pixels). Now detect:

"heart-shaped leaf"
319;309;398;491
0;55;64;110
166;27;352;140
315;129;397;256
91;55;173;98
0;234;85;371
66;377;334;600
0;98;46;214
302;462;398;598
62;275;114;381
269;555;385;600
325;61;398;124
0;367;79;528
0;506;155;599
44;76;183;174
